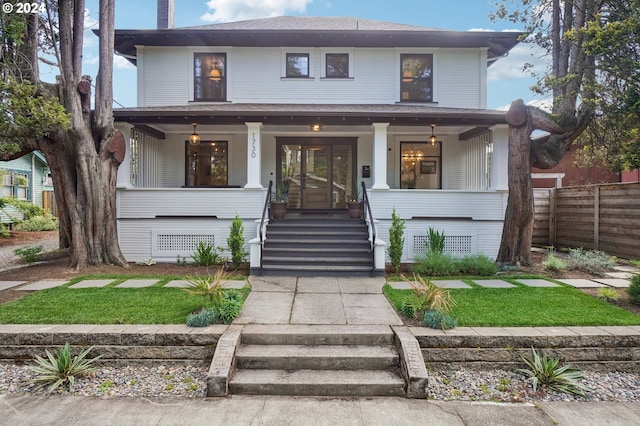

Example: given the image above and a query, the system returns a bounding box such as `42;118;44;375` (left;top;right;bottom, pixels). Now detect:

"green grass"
0;274;249;324
384;277;640;327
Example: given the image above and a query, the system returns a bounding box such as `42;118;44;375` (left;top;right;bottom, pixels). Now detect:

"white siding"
141;48;190;106
139;47;484;106
437;49;482;108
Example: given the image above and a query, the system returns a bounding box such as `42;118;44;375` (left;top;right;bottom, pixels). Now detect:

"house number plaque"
251;133;257;158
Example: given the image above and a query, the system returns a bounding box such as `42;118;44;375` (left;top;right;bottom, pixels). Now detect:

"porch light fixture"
310;123;322;132
429;124;438;146
188;123;201;145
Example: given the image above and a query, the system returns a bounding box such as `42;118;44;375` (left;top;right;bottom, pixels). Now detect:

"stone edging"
411;325;640;371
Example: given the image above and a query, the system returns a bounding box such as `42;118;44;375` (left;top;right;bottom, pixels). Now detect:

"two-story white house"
111;2;521;275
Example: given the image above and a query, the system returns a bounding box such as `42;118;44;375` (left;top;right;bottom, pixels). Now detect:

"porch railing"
258;180;273;268
361;181;376;253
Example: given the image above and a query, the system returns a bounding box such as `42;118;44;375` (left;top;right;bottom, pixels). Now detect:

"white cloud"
84;55;99;65
488;43;548;82
527;98;553;112
201;0;312;22
114;55;135;70
84;8;98;30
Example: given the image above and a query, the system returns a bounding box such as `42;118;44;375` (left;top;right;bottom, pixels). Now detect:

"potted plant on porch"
270;185;288;218
346;185;363;219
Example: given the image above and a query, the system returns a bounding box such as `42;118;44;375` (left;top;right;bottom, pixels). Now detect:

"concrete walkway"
235;276;402;325
2;394;640;426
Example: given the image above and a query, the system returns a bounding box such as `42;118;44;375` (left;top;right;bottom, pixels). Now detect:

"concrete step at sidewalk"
236;344;399;370
229;369;405;397
241;324;395;346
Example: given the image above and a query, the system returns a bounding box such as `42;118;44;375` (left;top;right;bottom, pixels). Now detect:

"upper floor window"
194;53;226;101
400;54;433;102
325;53;349;78
286;53;309;78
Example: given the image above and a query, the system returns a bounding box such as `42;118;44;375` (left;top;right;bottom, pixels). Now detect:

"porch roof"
113;103;507;128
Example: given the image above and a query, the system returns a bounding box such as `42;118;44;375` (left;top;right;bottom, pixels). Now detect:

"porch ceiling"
113;103;507;127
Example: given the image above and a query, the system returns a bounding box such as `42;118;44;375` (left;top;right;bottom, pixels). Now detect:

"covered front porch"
113;104;509;269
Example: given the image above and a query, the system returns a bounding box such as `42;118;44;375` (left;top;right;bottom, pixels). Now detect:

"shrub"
412;252;459;276
400;301;416;319
388;208;406;273
13;245;43;263
597;287;619;302
567;248;615;273
0;223;9;238
422;310;457;330
16;213;59;231
630;259;640;268
516;347;592;397
216;291;244;324
186;308;218;327
227;214;247;270
628;274;640;305
457;254;498;276
427;227;445;254
191;241;225;266
27;343;102;393
0;196;44;220
542;253;567;271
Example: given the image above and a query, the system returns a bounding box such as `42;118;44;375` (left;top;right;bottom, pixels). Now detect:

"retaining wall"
0;324;227;366
412;326;640;372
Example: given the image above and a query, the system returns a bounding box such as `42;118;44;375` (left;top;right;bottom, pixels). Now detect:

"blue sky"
71;0;547;109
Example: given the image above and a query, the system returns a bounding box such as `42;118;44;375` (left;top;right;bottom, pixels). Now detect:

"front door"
278;138;356;210
301;146;331;209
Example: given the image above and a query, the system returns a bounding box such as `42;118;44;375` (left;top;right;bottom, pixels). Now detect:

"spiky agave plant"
28;343;102;393
516;347;592;397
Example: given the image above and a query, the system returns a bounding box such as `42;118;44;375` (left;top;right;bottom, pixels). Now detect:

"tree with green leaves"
0;0;127;269
493;0;640;264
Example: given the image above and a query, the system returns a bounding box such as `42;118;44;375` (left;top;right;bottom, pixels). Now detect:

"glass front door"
278;138;356;210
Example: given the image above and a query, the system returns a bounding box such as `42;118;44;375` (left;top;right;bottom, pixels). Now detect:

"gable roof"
111;16;522;67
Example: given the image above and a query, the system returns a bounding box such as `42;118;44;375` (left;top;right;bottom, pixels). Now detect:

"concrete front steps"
208;325;428;398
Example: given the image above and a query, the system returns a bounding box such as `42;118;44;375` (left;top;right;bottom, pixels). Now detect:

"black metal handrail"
259;180;273;246
361;180;376;252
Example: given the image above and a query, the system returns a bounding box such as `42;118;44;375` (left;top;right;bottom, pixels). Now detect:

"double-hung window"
194;53;226;101
400;54;433;102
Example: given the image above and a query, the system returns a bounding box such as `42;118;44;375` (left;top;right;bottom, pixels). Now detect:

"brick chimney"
157;0;175;29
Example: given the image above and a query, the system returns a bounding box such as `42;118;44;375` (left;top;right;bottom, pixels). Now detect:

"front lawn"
0;275;249;324
384;278;640;327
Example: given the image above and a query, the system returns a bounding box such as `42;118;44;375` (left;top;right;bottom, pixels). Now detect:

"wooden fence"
42;190;58;217
533;182;640;259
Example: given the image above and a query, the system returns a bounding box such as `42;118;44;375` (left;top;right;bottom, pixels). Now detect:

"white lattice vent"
413;235;473;257
154;233;215;255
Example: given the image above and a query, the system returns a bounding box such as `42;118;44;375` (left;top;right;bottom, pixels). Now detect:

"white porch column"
490;124;509;191
116;123;133;189
371;122;390;189
245;122;263;189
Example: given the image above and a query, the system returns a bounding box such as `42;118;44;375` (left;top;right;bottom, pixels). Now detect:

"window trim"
324;53;350;78
193;52;227;102
399;53;434;103
285;53;310;78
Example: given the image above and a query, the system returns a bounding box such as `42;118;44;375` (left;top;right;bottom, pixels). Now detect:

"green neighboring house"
0;151;53;226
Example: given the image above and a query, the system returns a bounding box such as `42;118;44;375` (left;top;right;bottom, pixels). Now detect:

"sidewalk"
1;394;639;425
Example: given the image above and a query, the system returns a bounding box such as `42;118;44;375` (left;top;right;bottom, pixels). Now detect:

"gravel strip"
0;363;207;398
2;363;640;401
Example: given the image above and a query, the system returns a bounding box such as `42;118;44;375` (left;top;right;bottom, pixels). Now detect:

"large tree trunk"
497;100;566;265
497;100;535;265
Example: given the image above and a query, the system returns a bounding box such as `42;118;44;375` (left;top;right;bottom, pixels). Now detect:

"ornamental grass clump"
184;269;244;324
28;343;102;393
567;248;615;273
542;252;567;272
517;347;592;397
